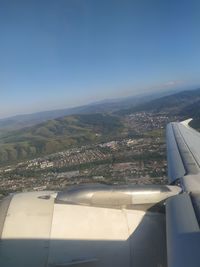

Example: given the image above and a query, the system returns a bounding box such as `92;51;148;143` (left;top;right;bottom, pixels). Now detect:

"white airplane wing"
166;119;200;267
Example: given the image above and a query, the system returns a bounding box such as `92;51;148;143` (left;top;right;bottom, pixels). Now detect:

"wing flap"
166;193;200;267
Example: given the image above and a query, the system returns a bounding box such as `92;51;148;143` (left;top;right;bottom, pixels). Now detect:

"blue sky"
0;0;200;118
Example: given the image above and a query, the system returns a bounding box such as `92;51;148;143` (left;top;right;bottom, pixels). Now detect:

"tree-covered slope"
0;113;122;165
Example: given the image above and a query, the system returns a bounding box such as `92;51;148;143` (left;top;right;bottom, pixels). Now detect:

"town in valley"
0;112;182;199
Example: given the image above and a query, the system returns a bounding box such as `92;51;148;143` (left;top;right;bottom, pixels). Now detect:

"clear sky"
0;0;200;118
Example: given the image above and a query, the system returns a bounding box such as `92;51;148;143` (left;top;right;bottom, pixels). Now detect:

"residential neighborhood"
0;112;177;199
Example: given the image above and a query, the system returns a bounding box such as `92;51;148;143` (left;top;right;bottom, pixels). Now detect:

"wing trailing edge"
50;258;98;267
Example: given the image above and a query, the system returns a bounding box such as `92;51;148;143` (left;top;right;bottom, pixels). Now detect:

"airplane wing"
166;119;200;267
0;186;180;267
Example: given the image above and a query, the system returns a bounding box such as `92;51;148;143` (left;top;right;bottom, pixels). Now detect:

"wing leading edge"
166;119;200;192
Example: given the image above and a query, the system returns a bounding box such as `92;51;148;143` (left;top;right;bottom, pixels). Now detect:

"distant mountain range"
117;88;200;118
0;89;182;132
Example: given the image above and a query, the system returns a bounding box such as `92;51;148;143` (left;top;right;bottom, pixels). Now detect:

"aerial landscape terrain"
0;88;199;199
1;2;200;267
0;0;199;203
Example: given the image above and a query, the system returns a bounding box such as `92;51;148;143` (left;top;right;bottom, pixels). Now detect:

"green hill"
0;113;122;165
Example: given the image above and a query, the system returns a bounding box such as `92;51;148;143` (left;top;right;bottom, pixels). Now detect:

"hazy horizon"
0;84;199;120
1;0;200;117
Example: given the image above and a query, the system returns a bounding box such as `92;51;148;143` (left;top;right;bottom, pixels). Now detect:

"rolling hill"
0;89;180;132
1;87;200;166
0;113;122;165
